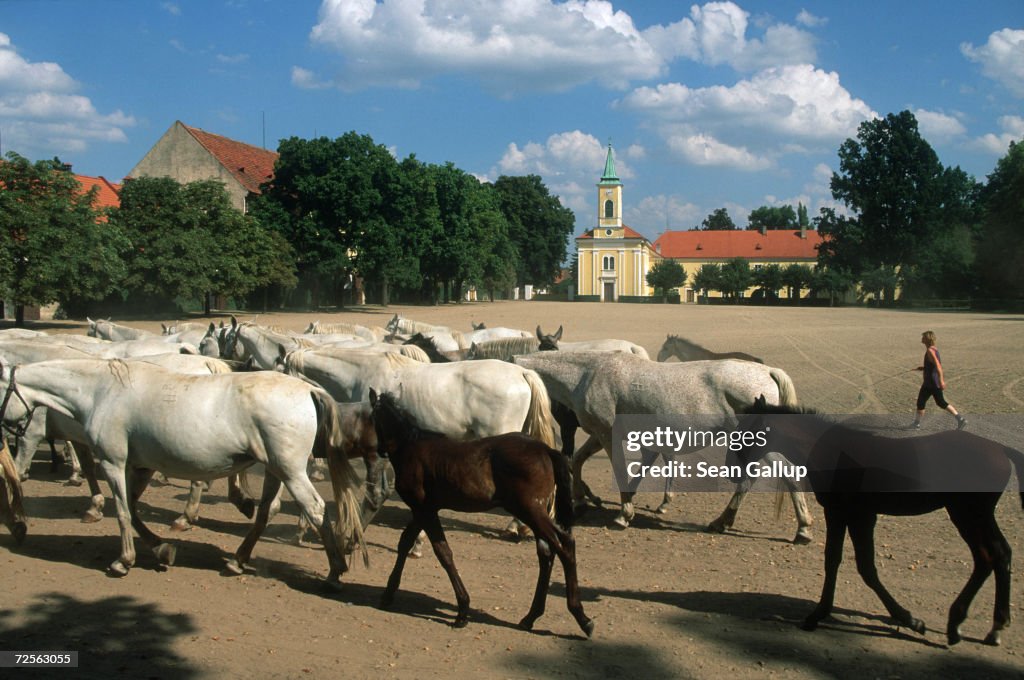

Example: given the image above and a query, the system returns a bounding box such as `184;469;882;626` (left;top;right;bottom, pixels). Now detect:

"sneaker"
910;421;921;430
956;415;968;431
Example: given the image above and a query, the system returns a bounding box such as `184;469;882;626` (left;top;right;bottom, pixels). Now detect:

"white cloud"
961;28;1024;97
161;2;181;16
0;33;134;157
970;115;1024;155
497;130;634;179
303;0;816;93
795;10;827;28
216;53;250;65
913;108;967;145
631;194;702;234
619;64;875;169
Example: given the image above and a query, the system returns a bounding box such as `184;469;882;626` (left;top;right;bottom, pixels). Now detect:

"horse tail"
547;447;575;531
769;367;799;408
0;440;26;542
521;369;557;448
1003;445;1024;511
311;389;368;567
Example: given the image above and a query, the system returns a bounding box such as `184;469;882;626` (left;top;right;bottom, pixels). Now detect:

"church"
575;145;823;302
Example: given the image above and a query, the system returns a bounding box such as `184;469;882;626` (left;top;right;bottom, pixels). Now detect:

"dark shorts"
917;385;949;410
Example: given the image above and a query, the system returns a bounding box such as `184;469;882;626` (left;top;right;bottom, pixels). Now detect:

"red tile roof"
75;174;121;210
652;229;822;260
577;225;649;241
183;124;278;195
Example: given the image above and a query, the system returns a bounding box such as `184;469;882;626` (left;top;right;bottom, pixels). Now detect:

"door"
603;282;615;302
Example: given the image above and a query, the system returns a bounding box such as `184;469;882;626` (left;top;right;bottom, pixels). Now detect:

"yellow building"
575;144;660;301
576;144;823;302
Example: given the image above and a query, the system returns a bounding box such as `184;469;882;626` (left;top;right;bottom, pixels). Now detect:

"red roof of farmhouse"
652;229;823;260
75;174;121;210
183;124;279;195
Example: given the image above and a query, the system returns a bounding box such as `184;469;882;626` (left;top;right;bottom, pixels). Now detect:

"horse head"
535;325;564;351
471;321;486;330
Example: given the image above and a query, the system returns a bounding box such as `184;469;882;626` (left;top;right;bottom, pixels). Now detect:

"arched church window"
603;256;615;270
604;200;614;219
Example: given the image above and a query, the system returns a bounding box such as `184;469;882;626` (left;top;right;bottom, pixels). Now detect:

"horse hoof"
612;516;630;529
947;625;962;646
655;504;670;515
983;631;1001;646
707;521;728;534
904;617;926;635
793;532;813;545
580;618;595;639
518;616;535;632
12;522;26;545
155;543;176;566
801;618;819;632
81;509;103;524
322;579;343;593
452;616;469;629
224;558;244;575
379;594;395;610
409;548;423;559
170;518;192;532
107;561;130;577
64;475;85;487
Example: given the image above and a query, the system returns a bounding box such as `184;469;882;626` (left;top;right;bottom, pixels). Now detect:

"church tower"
595;143;623;237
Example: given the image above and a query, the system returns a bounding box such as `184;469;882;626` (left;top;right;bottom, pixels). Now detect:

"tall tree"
797;202;810;228
747;205;797;230
716;257;753;300
820;110;978;298
753;263;785;299
493;175;575;288
691;264;721;299
701;208;736;230
646;259;687;302
0;153;128;324
782;263;813;303
974;140;1024;297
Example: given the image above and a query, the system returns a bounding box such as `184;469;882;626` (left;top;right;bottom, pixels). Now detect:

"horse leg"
47;438;65;473
518;510;593;638
0;447;26;545
127;468;176;567
847;512;925;635
803;506;847;631
381;520;423;609
96;459;136;576
228;473;257;519
64;442;87;486
788;488;814;545
226;473;283;575
946;505;1010;646
418;511;472;628
172;480;205;531
570;435;604;511
519;527;556;631
708;476;754;533
75;445;105;523
654;452;676;514
280;474;349;588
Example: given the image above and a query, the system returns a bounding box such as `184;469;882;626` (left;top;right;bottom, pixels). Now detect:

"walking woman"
912;330;967;430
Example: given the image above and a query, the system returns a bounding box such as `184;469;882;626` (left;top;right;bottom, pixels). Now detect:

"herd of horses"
0;314;1020;646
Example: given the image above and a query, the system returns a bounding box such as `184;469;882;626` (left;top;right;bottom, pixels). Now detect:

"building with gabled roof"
126;120;278;212
75;173;121;212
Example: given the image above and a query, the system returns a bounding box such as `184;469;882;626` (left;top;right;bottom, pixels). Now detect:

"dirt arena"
2;302;1023;679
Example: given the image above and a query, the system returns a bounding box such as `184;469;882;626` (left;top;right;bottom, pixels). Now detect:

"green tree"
797;202;810;228
0;152;128;324
811;266;854;306
493;175;575;288
716;257;753;300
820;110;978;299
974;140;1024;298
782;263;813;303
858;265;899;303
748;205;797;230
691;264;721;299
701;208;736;230
753;263;784;299
646;259;687;302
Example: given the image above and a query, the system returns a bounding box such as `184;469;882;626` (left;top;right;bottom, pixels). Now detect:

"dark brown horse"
368;389;593;637
736;396;1024;646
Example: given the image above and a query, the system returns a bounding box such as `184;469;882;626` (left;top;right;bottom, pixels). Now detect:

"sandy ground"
2;301;1024;679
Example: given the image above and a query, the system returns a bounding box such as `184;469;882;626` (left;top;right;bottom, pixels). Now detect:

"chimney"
800;225;807;239
760;225;766;236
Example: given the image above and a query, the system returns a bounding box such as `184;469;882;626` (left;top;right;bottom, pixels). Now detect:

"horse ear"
161;323;169;334
278;344;287;360
368;388;378;407
754;394;767;409
536;325;544;341
230;315;238;329
555;325;563;341
207;322;216;334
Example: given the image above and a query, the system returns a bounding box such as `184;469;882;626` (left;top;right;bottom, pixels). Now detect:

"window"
754;264;763;272
604;200;614;219
603;256;615;270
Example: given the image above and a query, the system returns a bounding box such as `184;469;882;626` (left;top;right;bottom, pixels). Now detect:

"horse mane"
469;336;540;360
397;344;430;363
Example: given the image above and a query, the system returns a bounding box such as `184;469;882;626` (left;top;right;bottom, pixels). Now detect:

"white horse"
0;440;26;544
305;321;389;342
513;351;813;543
0;358;366;582
535;325;650;358
87;318;154;341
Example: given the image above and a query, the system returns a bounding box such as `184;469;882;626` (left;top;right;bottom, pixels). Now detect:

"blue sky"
1;1;1021;241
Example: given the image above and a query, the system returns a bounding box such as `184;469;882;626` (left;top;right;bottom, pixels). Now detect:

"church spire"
600;142;619;184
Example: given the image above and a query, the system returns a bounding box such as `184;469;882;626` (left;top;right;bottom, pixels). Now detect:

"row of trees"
0;132;576;321
698;204;811;231
646;259;850;305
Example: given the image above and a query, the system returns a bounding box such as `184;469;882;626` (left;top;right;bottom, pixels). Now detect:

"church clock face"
605;229;613;236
